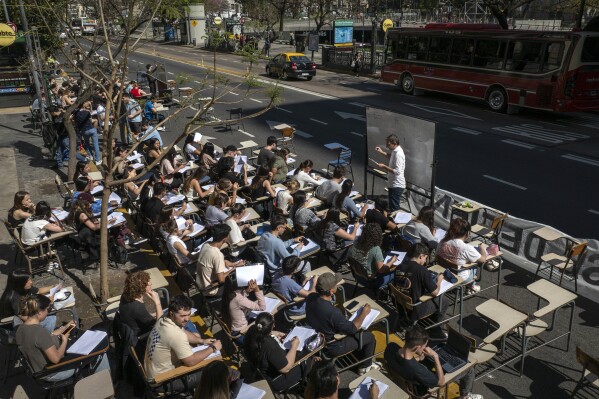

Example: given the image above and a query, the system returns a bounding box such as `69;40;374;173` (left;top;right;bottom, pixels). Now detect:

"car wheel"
306;76;313;81
400;73;414;95
487;87;508;113
281;70;289;80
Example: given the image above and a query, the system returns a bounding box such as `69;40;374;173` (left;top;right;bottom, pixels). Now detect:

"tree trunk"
100;186;110;301
62;120;79;179
488;5;509;29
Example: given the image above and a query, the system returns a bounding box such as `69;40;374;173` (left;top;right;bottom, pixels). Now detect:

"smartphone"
63;324;76;335
301;238;310;245
346;300;359;310
60;321;68;327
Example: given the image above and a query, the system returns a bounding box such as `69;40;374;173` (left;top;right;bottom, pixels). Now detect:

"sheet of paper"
350;190;360;197
179;166;191;174
127;153;143;162
52;209;70;221
346;224;364;237
438;279;454;296
191;237;213;256
287;157;296;164
201;184;215;191
67;330;107;355
283;326;316;351
188;223;205;238
290;239;319;254
250;296;281;318
107;212;126;228
303;276;316;291
131;162;145;169
348;376;389;399
193;132;203;143
349;307;381;330
235;264;265;286
175;216;187;231
393;212;413;224
108;192;121;205
236;197;247;205
274;186;285;194
164;194;186;205
191;344;221;360
233;155;248;173
236;383;266;399
435;228;446;242
359;202;374;211
90;185;104;195
384;251;407;265
287;168;296;176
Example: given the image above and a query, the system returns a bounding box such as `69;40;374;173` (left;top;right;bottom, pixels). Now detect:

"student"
138;120;164;146
7;191;35;229
332;180;367;220
124;92;143;139
257;135;277;168
164;219;200;267
145;138;162;166
348;223;397;290
144;95;165;126
293;160;323;189
437;217;486;293
373;134;406;212
118;271;163;338
144;295;222;391
72;160;100;187
160;148;185;189
385;326;483;399
74;99;101;165
208;178;238;207
274;179;299;217
313;208;358;265
21;201;65;246
181;166;213;200
290;190;321;232
199;142;218;170
244;312;304;392
193;360;242;399
0;269;59;331
403;205;439;249
221;275;265;339
224;204;251;246
365;197;397;232
315;166;345;205
270;148;289;184
249;166;276;218
396;243;448;337
205;193;229;227
123;166;148;199
257;215;306;274
68;199;101;260
305;360;379;399
184;134;202;162
272;256;318;317
196;224;244;295
17;294;109;381
305;273;379;375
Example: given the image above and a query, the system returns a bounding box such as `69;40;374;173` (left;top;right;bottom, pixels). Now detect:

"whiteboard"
366;107;436;193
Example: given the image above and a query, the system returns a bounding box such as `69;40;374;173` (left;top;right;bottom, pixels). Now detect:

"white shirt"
225;218;245;245
167;235;190;265
295;170;324;189
388;146;406;188
21;219;49;245
185;143;198;161
437;238;480;267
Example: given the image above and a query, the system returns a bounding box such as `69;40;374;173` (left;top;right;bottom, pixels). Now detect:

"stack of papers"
164;194;186;205
250;296;281;318
349;307;381;330
201;184;215;191
108;192;122;205
346;224;364;236
107;212;127;227
384;251;407;266
131;162;145;169
235;264;265;286
52;209;70;221
236;383;266;399
434;228;446;242
191;344;221;360
90;185;104;195
348;377;389;399
188;223;205;237
393;212;413;224
67;330;107;355
282;326;316;351
127;153;144;162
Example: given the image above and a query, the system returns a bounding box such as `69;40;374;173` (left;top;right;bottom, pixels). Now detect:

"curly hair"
354;223;383;252
121;271;150;302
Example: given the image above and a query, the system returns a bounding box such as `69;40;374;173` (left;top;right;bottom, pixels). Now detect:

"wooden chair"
535;240;587;292
73;369;114;399
55;175;74;208
571;346;599;398
129;344;184;398
211;309;245;365
271;291;306;325
470;210;508;245
277;126;296;152
389;282;444;336
0;318;22;384
348;257;388;300
386;364;439;399
88;282;122;322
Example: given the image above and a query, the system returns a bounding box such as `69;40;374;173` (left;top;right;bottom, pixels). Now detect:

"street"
99;40;599;239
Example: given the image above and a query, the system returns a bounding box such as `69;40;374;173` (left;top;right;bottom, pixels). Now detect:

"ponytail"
18;294;51;318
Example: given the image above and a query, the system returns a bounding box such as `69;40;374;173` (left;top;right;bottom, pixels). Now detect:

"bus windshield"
581;36;599;62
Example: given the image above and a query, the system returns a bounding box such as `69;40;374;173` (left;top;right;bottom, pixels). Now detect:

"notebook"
432;329;471;373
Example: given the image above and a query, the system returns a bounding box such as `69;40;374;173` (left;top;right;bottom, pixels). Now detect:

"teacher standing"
374;134;406;211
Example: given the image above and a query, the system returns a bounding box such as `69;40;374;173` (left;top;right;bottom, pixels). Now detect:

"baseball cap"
316;272;342;293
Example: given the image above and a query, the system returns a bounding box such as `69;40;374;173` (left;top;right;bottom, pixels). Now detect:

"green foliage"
266;85;284;107
175;72;191;85
244;73;263;88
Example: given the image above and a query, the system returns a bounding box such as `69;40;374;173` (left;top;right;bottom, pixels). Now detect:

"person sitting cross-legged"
384;325;483;399
144;295;223;391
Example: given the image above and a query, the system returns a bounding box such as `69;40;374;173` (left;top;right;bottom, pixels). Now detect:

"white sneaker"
467;283;481;294
95;160;102;166
463;393;484;399
358;361;381;375
157;126;166;131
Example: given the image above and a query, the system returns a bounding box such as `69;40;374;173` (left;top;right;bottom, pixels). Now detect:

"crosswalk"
491;124;589;145
557;113;599;130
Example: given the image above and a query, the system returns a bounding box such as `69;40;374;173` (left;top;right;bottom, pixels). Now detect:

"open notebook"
349;307;381;330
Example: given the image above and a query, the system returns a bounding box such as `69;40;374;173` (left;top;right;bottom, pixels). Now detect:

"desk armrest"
152;356;222;384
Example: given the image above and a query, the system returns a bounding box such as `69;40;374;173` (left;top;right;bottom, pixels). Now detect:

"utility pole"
18;0;46;123
2;0;10;22
576;0;586;29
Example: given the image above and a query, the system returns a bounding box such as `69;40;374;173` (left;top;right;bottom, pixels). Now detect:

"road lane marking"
452;127;481;136
562;154;599;167
501;139;536;149
229;92;239;96
167;72;174;75
335;111;365;122
350;131;363;137
493;124;589;144
310;118;328;125
589;209;599;216
277;107;292;113
405;103;480;120
483;175;527;190
349;102;367;107
194;80;202;84
237;129;255;137
249;98;263;103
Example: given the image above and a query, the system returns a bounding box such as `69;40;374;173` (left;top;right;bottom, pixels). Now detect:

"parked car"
266;53;316;81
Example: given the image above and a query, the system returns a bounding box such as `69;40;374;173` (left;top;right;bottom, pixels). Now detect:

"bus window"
427;37;452;63
542;42;565;72
473;40;506;69
450;39;474;65
406;36;428;61
505;41;543;73
581;37;599;62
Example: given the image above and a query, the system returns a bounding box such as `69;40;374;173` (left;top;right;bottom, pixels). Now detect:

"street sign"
0;23;16;47
191;20;198;27
382;19;394;32
214;16;222;25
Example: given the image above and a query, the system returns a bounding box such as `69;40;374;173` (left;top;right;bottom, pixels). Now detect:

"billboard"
333;20;353;46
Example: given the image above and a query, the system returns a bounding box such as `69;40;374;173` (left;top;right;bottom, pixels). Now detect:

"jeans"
14;314;56;333
388;187;404;212
43;352;110;382
55;136;86;166
82;128;100;162
140;129;163;146
371;271;396;290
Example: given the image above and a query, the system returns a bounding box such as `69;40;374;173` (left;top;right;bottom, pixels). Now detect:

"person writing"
373;134;406;212
305;360;379;399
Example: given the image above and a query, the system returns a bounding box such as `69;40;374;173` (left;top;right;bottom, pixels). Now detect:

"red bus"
381;24;599;112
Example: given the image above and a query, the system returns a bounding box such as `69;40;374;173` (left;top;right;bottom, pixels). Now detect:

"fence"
322;46;385;73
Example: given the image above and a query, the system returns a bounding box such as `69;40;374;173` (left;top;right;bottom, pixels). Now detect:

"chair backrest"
386;365;432;399
74;369;114;399
570;242;588;259
339;148;352;161
389;282;414;313
435;255;460;271
281;127;295;138
349;257;371;281
3;219;26;252
490;213;508;230
576;346;599;378
129;344;155;387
